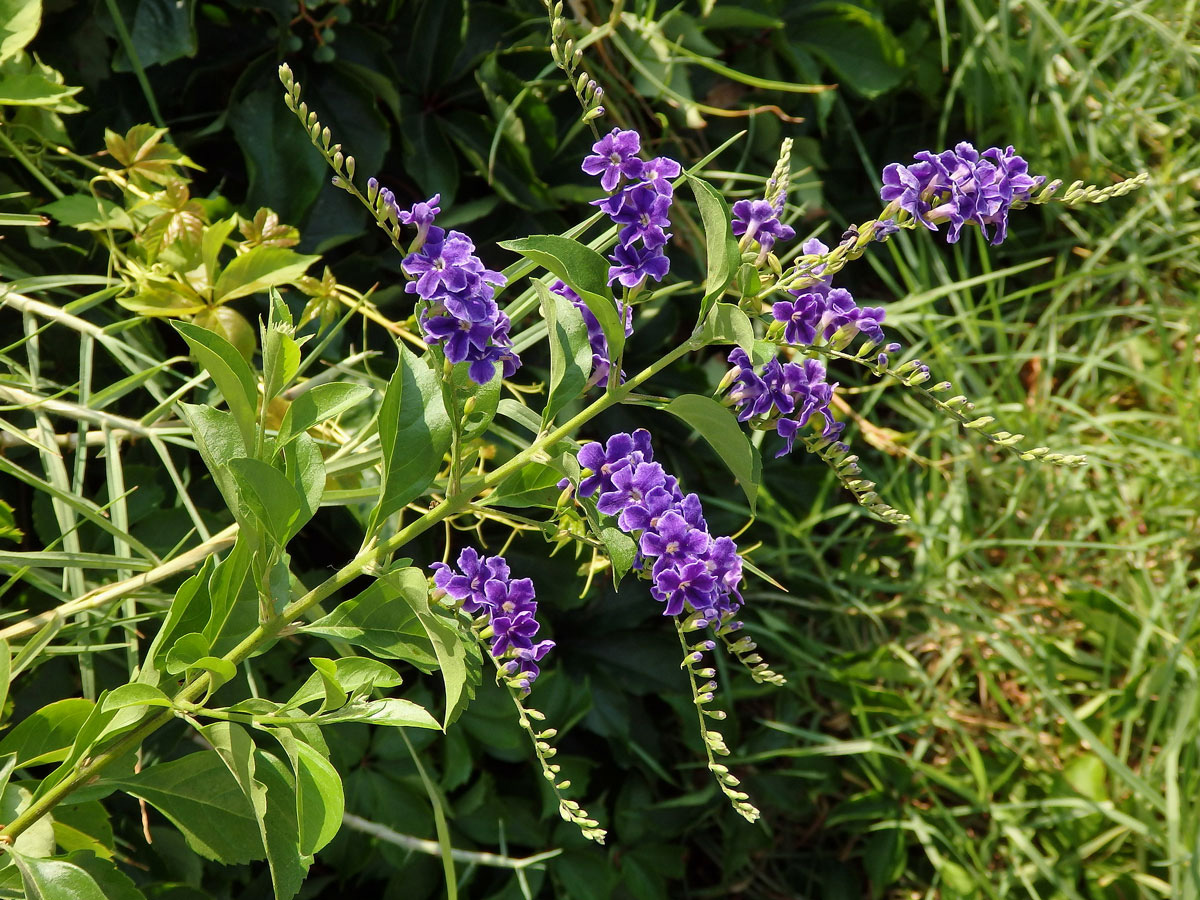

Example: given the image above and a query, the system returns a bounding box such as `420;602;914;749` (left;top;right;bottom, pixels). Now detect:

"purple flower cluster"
431;548;553;693
881;142;1044;245
774;238;886;347
548;280;633;388
731;198;795;253
723;349;843;457
582;129;680;289
576;430;743;622
398;197;520;385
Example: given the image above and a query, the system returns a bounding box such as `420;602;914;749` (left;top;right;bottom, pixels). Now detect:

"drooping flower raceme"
881;142;1044;245
773;238;886;347
583;128;680;289
432;549;552;693
576;429;743;623
397;197;521;385
722;349;843;457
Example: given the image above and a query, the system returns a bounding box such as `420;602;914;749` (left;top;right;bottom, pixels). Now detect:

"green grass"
735;1;1200;896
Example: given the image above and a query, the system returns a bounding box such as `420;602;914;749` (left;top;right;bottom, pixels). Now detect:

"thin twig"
340;812;561;870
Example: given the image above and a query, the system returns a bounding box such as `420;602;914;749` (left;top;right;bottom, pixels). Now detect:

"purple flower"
881;143;1043;245
608;243;670;288
398;193;441;235
421;313;495;364
725;348;767;421
430;547;510;614
640;156;682;195
491;610;541;656
581;128;645;192
651;561;717;617
610;184;672;249
577;430;653;498
731;198;796;252
598;461;668;517
430;551;550;692
578;430;744;622
639;511;710;564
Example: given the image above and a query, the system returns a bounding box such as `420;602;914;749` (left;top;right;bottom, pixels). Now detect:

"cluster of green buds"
542;0;606;127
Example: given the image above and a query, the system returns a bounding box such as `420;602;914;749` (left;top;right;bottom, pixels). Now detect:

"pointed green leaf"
212;246;319;304
111;752;264;863
227;457;307;545
314;697;440;730
8;849;129;900
698;302;755;354
276;383;373;450
535;280;592;426
499;235;625;360
201;723;307;900
0;0;42;62
388;567;479;728
301;578;436;669
0;698;94;766
662;394;760;512
173;321;258;453
374;344;452;525
600;527;637;586
685;174;741;325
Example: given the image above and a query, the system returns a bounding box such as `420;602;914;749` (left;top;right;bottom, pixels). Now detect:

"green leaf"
192;306;256;363
100;683;172;712
389;567;478;728
212;246;319;304
482;461;564;509
8;849;131;900
110;0;197;70
0;65;78;107
685;174;741;325
163;632;211;675
229;87;326;226
173;320;258;453
260;300;301;404
36;195;134;231
662;394;761;513
283;658;403;711
499;235;625;361
0;498;22;541
0;637;9;723
452;363;500;442
227;457;308;546
308;658;347;713
314;697;440;730
51;804;115;861
863;825;906;896
302;577;437;669
201;723;307;900
202;218;238;290
535;280;592;426
600;527;637;586
139;557;216;683
0;697;94;766
796;3;905;99
373;344;452;526
110;751;264;863
698;302;754;354
282;434;324;534
0;0;41;63
276;382;372;450
161;632;236;688
1;783;54;859
272;730;344;857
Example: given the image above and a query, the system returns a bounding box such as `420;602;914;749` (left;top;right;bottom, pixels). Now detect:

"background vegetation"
2;0;1198;897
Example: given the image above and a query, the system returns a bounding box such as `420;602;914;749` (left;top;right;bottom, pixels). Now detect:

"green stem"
0;333;699;843
103;0;166;127
0;125;65;200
